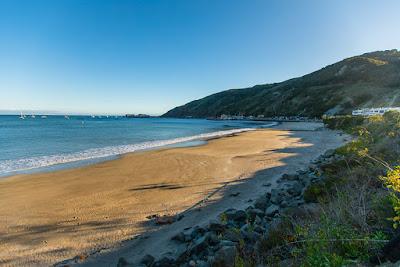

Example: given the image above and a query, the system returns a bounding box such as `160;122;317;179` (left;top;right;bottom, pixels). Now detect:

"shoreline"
0;122;344;266
0;124;274;179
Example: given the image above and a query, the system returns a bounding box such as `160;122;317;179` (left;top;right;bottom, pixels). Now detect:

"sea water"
0;116;276;177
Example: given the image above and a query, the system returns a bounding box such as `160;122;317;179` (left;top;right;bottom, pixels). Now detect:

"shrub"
303;182;326;203
381;166;400;228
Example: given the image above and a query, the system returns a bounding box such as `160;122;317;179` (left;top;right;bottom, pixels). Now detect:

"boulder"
153;255;176;267
324;149;335;158
207;232;220;246
172;232;187;243
224;209;247;224
223;229;241;242
219;240;236;247
117;257;135;267
254;197;269;211
287;181;303;196
265;204;279;217
140;254;155;267
209;220;226;233
188;235;210;256
247;208;265;221
270;189;287;204
282;173;300;181
188;232;219;257
211;246;236;267
191;226;206;240
196;260;211;267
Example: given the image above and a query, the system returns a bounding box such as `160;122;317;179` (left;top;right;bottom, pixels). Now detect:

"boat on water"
19;112;25;119
41;115;47;119
31;115;36;118
64;115;70;119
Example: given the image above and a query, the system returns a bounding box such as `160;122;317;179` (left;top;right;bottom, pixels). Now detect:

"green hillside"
162;49;400;118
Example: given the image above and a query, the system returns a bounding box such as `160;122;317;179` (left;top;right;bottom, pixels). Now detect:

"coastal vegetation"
256;111;400;266
163;50;400;118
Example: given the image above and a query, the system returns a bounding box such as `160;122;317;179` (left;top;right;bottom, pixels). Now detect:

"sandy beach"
0;122;346;266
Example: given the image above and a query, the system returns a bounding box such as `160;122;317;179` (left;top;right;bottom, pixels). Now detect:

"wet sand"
0;123;345;266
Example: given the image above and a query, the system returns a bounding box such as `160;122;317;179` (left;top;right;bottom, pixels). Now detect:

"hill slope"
162;50;400;118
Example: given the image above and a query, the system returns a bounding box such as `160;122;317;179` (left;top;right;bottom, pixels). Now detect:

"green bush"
323;115;365;132
303;182;326;203
294;215;385;266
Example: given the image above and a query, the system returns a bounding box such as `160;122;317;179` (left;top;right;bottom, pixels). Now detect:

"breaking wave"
0;127;264;176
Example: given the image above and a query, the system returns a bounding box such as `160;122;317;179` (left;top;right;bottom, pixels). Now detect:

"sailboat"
19;112;25;119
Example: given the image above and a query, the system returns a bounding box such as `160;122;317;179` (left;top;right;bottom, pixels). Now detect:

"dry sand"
0;122;346;266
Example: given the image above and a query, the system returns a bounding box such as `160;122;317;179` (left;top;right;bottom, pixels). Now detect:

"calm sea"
0;116;275;177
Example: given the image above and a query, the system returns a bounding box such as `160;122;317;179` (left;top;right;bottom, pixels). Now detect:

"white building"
352;107;400;116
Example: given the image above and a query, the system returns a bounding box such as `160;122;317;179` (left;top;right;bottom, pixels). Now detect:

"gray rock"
265;204;279;217
270;189;286;204
153;255;176;267
242;230;261;243
247;208;265;221
140;254;155;266
224;209;247;223
172;232;187;243
191;226;206;239
287;181;303;196
279;201;288;208
209;220;225;233
254;197;269;211
223;229;241;242
207;232;220;246
196;260;211;267
188;235;210;256
117;257;135;267
253;225;265;234
254;215;262;225
211;246;236;267
282;173;300;181
219;240;236;247
324;149;335;158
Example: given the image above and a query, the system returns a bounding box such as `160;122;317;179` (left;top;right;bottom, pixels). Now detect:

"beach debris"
146;214;158;220
153;214;184;225
229;192;240;197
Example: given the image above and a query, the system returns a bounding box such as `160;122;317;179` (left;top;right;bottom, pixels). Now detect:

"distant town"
352;107;400;116
125;114;152;118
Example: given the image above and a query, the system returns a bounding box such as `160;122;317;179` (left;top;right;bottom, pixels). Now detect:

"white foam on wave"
0;126;270;176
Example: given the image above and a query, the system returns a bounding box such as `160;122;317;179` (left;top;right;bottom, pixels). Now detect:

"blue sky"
0;0;399;115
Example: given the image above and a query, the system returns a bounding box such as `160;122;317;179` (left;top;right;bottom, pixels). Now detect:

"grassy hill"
162;49;400;118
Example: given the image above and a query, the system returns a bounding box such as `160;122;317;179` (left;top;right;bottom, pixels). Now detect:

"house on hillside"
352;107;400;116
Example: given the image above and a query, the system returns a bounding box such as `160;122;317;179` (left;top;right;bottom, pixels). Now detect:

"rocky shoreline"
117;149;341;267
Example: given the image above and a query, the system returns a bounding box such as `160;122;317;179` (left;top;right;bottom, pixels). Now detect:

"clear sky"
0;0;399;115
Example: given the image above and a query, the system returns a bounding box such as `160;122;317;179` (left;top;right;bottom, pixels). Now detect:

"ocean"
0;116;275;177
